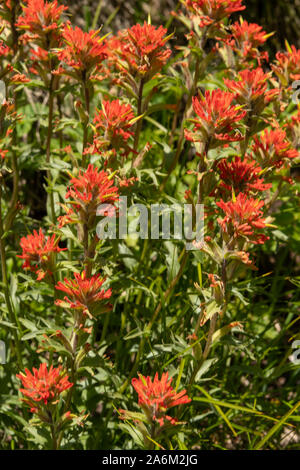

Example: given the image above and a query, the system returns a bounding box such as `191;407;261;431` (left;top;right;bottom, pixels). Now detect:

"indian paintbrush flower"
55;24;107;82
185;89;246;148
18;228;66;281
16;0;67;49
130;372;191;427
216;192;268;245
224;19;271;65
16;363;73;414
55;270;112;318
58;164;119;229
107;22;172;85
251;128;298;169
183;0;245;28
89;99;136;156
217;156;272;195
224;68;279;114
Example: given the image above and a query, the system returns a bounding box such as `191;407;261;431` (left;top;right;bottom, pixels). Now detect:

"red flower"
10;73;30;83
28;45;53;75
216;193;268;245
17;363;73;413
0;41;11;57
55;270;112;315
226;20;270;64
58;164;119;228
16;0;67;47
184;0;245;27
224;68;278;112
217;156;272;194
0;149;8;159
56;25;107;80
0;0;13;11
231;20;269;48
208;273;219;288
272;45;300;85
108;22;171;83
18;228;66;280
251;128;298;169
131;372;191;427
0;101;20;141
0;41;14;80
91;99;135;155
185;89;246;148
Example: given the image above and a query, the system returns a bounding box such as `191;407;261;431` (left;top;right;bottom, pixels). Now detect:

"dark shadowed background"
64;0;300;57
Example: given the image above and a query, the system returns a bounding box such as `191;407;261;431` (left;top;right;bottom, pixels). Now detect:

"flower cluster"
216;193;268;245
225;19;270;65
16;0;67;48
184;0;245;28
107;22;172;84
17;363;73;414
185;89;246;148
58;164;119;228
224;68;278;115
130;372;191;427
251;128;298;169
55;271;112;317
18;229;66;281
90;99;136;156
272;44;300;85
15;0;67;82
56;25;107;81
217;156;271;195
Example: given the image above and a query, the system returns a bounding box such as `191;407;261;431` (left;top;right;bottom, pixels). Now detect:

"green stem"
10;0;19;55
188;312;218;392
57;321;78;448
81;82;90;169
119;137;208;393
133;79;144;155
160;55;201;192
83;222;93;277
119;249;189;393
46;75;56;223
50;422;58;450
0;183;23;369
4;89;19;233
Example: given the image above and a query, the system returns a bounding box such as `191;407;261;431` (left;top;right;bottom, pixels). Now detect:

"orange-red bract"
132;372;191;426
56;25;107;80
224;68;279;111
185;89;246;148
16;0;67;45
107;22;171;82
184;0;245;27
217;156;272;195
55;270;112;314
58;164;119;228
18;228;66;281
216;192;268;245
16;363;73;413
91;99;135;155
251;128;299;169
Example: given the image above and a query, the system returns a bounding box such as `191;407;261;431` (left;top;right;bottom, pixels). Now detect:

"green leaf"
253;401;300;450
